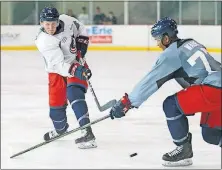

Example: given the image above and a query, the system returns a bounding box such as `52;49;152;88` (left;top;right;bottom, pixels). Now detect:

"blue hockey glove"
110;93;133;119
69;63;92;80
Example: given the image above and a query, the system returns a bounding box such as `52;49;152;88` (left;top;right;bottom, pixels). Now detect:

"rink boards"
1;25;221;53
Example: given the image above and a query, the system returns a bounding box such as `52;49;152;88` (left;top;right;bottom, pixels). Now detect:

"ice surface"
1;51;221;169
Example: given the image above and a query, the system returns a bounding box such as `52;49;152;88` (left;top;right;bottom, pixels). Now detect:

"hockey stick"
10;114;110;159
87;80;117;111
77;51;117;112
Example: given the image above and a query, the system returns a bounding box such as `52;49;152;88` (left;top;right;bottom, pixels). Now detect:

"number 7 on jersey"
187;50;212;73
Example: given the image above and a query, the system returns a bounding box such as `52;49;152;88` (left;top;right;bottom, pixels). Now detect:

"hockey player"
109;17;221;166
35;7;97;149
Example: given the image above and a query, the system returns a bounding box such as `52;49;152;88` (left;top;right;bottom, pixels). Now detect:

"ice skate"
162;132;193;167
75;127;97;149
43;123;69;141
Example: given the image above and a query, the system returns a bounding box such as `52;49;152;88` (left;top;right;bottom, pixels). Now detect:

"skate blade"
77;140;97;149
162;158;193;167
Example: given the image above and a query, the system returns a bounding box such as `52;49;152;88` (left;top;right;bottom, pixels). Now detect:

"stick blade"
99;99;117;111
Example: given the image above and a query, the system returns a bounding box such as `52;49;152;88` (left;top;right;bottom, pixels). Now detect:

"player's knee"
67;85;88;112
202;127;222;147
67;85;85;103
163;95;181;118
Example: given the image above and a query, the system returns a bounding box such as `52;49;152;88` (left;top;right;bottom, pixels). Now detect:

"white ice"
1;51;221;169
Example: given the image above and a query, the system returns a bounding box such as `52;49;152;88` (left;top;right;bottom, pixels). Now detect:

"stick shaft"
78;52;116;111
10;114;110;158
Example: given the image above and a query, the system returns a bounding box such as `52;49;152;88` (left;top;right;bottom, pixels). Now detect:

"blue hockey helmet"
40;7;59;22
151;17;178;39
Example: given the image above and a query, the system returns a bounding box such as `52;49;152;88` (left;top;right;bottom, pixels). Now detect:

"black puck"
130;153;137;157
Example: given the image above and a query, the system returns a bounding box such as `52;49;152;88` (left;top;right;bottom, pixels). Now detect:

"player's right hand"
110;93;132;119
69;63;92;80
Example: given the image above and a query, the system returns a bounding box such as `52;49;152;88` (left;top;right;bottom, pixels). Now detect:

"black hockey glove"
110;93;133;119
75;35;89;57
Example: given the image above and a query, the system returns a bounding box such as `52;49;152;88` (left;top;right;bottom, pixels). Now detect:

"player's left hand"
110;93;133;119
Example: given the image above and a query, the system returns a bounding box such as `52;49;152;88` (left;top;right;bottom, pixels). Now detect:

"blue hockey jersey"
128;39;221;107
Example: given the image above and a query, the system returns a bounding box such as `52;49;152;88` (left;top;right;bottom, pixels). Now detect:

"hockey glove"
76;35;89;57
69;63;92;80
110;93;133;119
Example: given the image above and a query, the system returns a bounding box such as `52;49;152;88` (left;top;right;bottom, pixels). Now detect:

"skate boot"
44;123;69;141
162;132;193;167
75;127;97;149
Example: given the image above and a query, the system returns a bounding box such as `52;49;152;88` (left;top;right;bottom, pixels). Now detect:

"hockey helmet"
151;17;178;39
40;7;59;22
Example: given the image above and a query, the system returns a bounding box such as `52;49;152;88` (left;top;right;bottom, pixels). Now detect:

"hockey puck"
130;153;137;157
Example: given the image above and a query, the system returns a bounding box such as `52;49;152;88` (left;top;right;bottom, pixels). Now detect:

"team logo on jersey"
70;37;77;54
70;46;77;54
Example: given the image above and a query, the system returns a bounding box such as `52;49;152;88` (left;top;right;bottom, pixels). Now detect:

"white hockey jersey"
35;14;88;77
